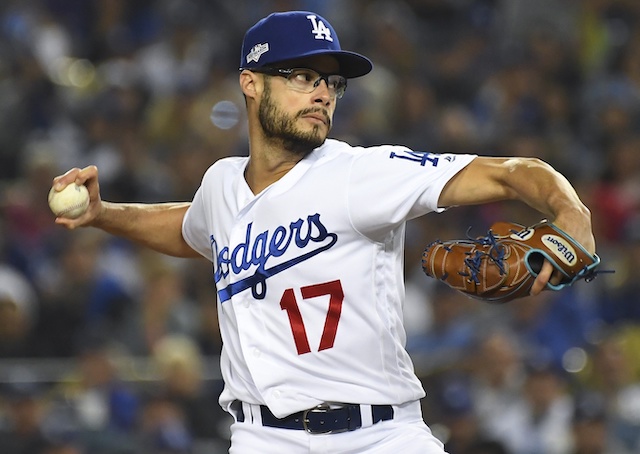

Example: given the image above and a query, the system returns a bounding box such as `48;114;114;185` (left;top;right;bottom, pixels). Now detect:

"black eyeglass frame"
241;67;348;99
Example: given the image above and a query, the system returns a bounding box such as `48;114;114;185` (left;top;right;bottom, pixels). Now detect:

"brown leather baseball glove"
421;220;601;304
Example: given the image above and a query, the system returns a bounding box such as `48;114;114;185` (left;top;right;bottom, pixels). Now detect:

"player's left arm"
437;156;595;294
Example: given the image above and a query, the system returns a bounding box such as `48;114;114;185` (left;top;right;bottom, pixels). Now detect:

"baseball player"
52;11;596;454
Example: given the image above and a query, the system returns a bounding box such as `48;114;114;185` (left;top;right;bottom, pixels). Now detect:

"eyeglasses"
249;67;348;99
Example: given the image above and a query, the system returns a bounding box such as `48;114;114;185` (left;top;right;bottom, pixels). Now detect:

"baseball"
48;183;90;219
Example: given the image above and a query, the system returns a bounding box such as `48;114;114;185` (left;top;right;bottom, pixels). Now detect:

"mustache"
297;108;331;128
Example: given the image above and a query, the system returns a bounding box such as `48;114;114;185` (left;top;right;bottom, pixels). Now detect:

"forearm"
92;201;200;258
444;157;588;218
440;157;595;253
505;159;596;257
50;166;201;258
499;158;590;222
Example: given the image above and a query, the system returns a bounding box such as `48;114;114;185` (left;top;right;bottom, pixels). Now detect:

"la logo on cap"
307;14;333;41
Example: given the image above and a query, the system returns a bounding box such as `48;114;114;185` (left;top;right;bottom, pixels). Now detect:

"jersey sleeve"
182;181;214;261
347;146;476;239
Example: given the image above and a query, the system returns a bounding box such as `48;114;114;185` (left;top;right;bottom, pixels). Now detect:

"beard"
258;81;330;156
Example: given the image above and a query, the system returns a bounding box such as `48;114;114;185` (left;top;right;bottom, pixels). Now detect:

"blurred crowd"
0;0;640;453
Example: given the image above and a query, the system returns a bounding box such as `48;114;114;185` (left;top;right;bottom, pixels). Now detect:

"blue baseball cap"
240;11;373;78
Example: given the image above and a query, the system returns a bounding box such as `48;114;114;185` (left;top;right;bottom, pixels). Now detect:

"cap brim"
265;49;373;79
330;51;373;78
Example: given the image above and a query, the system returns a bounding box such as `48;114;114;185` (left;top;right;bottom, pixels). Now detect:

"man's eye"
292;70;315;82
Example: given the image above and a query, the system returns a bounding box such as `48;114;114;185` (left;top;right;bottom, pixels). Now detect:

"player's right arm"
52;166;200;258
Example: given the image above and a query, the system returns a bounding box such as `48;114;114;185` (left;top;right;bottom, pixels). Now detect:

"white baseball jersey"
182;138;476;418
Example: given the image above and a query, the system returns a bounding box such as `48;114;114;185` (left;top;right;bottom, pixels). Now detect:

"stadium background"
0;0;639;453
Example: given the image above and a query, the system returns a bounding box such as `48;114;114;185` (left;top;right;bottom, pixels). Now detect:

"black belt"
232;401;394;434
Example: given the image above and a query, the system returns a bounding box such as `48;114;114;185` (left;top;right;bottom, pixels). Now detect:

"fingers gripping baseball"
50;166;102;229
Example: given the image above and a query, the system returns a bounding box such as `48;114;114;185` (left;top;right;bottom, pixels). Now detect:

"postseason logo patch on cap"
246;43;269;64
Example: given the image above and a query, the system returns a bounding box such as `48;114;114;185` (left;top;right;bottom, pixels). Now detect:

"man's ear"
239;70;261;100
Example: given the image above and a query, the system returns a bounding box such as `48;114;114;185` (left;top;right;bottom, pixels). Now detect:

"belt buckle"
302;403;347;435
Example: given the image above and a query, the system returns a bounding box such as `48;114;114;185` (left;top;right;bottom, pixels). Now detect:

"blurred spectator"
430;376;508;454
464;440;509;454
578;328;640;452
1;143;61;278
526;24;582;91
597;217;640;324
152;334;231;449
436;104;482;154
117;252;200;356
504;290;600;372
32;229;133;357
567;391;632;454
135;0;217;98
474;56;546;144
388;75;438;150
41;440;84;454
46;330;139;453
407;286;478;376
589;135;640;244
0;377;50;454
468;332;526;443
176;258;223;356
137;390;192;454
489;362;573;454
0;264;38;357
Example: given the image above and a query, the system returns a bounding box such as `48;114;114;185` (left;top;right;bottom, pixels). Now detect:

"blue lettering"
290;219;307;247
251;230;269;268
389;150;439;167
309;213;330;239
210;213;338;302
218;247;230;279
269;225;289;257
230;223;252;274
